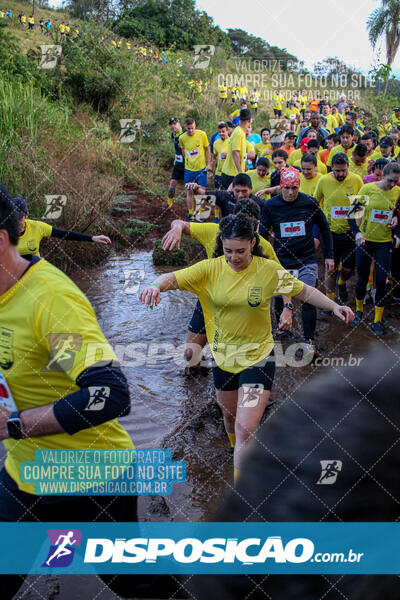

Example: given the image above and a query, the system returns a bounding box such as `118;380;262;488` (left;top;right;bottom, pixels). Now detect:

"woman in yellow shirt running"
140;214;353;482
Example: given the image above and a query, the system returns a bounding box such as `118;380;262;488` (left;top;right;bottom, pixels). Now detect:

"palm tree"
367;0;400;96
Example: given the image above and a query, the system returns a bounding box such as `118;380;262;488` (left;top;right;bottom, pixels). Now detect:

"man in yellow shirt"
179;117;211;218
391;107;400;128
219;81;228;101
348;143;368;179
230;100;247;120
273;89;285;118
299;154;322;196
0;194;168;599
283;101;300;123
249;88;261;114
221;108;253;189
12;198;111;258
322;104;338;133
27;14;34;29
378;113;392;138
212;122;230;190
315;153;363;303
327;125;356;168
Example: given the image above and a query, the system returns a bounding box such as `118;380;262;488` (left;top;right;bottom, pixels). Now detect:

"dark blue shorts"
184;168;207;187
188;299;206;334
212;352;276;391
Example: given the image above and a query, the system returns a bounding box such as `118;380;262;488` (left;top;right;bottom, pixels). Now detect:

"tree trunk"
32;0;35;16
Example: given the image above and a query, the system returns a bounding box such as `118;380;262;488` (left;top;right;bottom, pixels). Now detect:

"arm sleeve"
51;227;93;242
311;198;334;259
259;202;272;239
314;179;324;207
53;363;130;435
203;131;209;147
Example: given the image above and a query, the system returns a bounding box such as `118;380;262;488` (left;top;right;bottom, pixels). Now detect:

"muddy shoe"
295;340;318;362
351;311;363;326
372;321;384;336
337;283;348;303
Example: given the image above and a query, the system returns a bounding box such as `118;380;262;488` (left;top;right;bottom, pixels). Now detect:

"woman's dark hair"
213;213;266;258
232;199;260;220
272;149;288;161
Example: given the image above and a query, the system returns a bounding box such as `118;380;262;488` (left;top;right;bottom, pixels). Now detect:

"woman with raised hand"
140;214;353;483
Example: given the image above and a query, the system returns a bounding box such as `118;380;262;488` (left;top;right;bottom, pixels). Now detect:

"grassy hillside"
0;1;397;272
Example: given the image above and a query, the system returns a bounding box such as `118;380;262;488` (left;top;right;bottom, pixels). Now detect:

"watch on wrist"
283;302;294;310
7;411;25;439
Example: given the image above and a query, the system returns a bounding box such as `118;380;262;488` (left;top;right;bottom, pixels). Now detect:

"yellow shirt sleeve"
174;260;211;294
270;263;305;297
315;178;324;207
40;221;53;238
36;291;117;382
259;236;280;265
202;131;209;147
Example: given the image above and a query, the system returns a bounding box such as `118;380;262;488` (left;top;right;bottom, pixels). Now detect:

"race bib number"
0;372;17;411
243;153;248;161
331;206;349;219
218;153;225;160
290;113;296;120
370;209;392;224
280;221;306;237
188;148;201;158
175;154;183;163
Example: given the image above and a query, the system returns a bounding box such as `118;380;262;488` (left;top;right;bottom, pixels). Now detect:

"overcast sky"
196;0;400;75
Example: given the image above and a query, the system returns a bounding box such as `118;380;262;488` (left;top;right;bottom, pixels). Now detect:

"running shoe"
295;339;318;361
351;311;363;326
372;321;384;336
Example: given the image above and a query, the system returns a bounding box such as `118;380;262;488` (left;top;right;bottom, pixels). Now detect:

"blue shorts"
184;169;207;187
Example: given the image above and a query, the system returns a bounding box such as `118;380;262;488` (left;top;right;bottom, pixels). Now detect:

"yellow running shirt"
247;169;272;200
222;126;247;177
348;159;368;179
369;149;391;163
287;148;302;166
327;144;355;167
315;172;363;234
17;219;53;257
357;183;400;243
0;258;133;493
174;255;303;373
284;107;300;121
189;222;280;262
213;137;229;176
299;173;322;196
179;130;209;172
273;94;285;110
255;142;272;158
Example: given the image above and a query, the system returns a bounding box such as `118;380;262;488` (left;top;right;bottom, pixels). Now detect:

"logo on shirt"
85;386;110;411
248;287;262;307
27;239;37;252
42;529;82;567
42;334;82;372
0;327;14;369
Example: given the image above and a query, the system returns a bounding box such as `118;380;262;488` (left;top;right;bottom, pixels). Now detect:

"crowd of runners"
140;87;400;481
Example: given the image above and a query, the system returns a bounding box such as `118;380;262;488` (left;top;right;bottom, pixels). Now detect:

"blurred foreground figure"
188;344;400;599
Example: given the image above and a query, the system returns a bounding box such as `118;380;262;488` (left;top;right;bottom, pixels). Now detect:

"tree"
227;28;298;67
367;0;400;96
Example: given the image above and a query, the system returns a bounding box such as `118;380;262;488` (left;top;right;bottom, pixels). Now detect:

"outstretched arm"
294;284;354;323
139;273;179;307
162;220;190;251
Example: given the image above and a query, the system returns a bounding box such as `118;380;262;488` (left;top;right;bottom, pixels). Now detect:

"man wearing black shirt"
260;166;334;355
185;173;264;218
167;117;186;208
